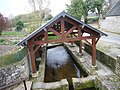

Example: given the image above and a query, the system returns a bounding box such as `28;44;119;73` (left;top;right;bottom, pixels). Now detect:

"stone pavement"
64;42;120;90
12;81;32;90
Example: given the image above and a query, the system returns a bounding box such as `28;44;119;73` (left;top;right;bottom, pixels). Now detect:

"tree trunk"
0;29;2;36
84;14;88;24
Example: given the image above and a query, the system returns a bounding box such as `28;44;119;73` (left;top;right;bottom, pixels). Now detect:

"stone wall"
32;79;69;90
116;55;120;76
72;76;95;89
84;43;120;75
100;16;120;33
0;56;29;89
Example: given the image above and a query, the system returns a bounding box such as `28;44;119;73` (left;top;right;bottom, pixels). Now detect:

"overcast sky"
0;0;70;17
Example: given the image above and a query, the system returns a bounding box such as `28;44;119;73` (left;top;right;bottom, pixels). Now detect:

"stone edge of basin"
32;79;69;90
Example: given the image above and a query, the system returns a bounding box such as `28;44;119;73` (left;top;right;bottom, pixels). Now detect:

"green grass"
0;38;19;45
2;31;27;37
0;47;27;67
48;36;59;40
0;39;10;45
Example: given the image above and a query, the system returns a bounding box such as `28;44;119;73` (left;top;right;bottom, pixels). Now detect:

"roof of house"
106;0;120;16
17;11;107;46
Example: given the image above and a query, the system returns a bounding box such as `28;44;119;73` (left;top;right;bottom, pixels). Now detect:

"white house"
100;0;120;33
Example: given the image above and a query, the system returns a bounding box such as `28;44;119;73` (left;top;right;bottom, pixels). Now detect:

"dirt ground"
0;45;20;56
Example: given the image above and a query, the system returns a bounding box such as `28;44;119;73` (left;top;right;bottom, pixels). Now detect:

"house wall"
99;16;120;33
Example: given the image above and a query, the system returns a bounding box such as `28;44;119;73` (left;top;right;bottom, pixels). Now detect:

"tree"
66;0;94;23
82;0;95;23
45;14;53;21
67;0;105;24
0;13;8;35
94;0;104;17
66;0;84;20
28;0;51;26
15;20;24;31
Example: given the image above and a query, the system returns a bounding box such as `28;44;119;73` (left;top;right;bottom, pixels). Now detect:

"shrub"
15;20;24;31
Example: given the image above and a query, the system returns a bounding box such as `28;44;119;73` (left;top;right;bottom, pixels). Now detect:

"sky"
0;0;70;17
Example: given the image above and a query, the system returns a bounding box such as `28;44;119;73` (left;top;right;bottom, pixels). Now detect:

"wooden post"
61;18;65;41
78;27;82;53
92;37;96;66
35;49;40;58
79;40;82;53
23;80;27;90
28;44;36;73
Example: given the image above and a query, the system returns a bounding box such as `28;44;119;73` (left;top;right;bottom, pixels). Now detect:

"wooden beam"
28;44;36;73
61;18;65;35
65;17;79;26
64;26;77;38
33;41;45;45
92;37;96;66
47;37;80;43
73;34;78;37
66;38;80;42
44;31;48;43
30;30;44;41
49;27;62;37
61;18;65;41
33;44;43;54
95;36;100;44
84;39;92;47
48;17;62;28
83;27;99;36
82;36;94;40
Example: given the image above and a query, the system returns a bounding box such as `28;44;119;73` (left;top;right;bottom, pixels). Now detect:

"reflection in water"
45;46;82;83
46;46;69;68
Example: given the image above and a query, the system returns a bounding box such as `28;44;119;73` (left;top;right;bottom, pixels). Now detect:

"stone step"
12;81;32;90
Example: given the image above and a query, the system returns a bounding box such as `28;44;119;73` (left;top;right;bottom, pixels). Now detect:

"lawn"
2;31;27;37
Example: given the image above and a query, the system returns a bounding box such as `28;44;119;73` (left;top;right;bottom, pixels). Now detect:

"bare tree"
28;0;51;26
0;13;8;35
28;0;36;11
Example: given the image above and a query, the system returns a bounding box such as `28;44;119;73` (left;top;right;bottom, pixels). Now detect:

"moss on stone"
74;80;95;90
0;47;27;67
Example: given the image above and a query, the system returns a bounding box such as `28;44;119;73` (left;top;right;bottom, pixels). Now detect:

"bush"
0;39;8;45
15;20;24;31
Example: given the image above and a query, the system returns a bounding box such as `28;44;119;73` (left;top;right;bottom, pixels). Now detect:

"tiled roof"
17;11;107;46
107;0;120;16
